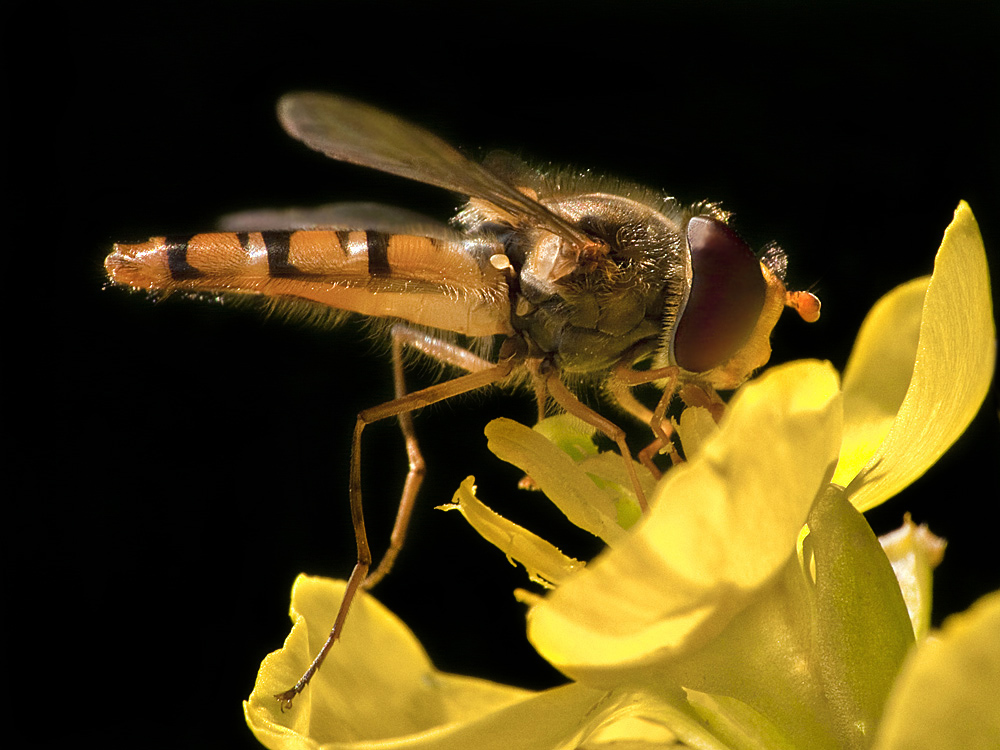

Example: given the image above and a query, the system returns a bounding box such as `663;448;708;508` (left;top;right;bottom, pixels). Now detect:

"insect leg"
607;378;668;477
541;368;649;512
610;364;682;474
529;368;550;422
607;376;655;425
275;356;517;710
365;325;496;588
514;368;553;492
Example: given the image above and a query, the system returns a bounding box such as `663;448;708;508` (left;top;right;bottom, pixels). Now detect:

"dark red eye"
672;216;766;373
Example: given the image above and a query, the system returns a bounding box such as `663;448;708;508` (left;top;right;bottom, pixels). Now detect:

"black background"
8;1;998;747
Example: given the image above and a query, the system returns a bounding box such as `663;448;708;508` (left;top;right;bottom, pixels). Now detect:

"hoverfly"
105;92;821;709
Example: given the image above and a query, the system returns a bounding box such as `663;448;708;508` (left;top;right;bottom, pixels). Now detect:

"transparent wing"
217;201;458;239
278;92;591;249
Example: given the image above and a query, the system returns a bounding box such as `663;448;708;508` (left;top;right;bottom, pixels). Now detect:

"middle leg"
274;354;516;709
365;325;497;587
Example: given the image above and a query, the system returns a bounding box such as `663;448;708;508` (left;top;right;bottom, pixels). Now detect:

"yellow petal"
442;477;585;587
247;577;709;749
527;361;843;681
245;575;532;749
845;202;995;510
872;590;1000;750
485;417;638;542
832;277;928;486
675;406;718;460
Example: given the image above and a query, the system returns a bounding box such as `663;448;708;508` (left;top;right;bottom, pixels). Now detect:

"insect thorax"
468;192;692;375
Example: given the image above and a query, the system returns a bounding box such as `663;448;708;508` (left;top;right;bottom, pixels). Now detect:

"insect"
105;92;820;708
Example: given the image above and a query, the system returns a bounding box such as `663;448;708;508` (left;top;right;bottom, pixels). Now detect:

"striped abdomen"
105;230;513;337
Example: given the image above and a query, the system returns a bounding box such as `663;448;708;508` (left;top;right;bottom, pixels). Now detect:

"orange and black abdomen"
105;229;513;337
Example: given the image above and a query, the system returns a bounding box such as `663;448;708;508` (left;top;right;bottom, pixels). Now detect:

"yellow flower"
245;203;995;749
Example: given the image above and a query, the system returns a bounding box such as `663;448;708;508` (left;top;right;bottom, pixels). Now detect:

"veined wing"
278;92;593;250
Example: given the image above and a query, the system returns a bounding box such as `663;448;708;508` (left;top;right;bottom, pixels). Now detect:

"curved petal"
872;590;1000;750
442;477;585;587
675;406;719;460
832;277;927;487
845;202;995;511
527;361;843;682
484;417;635;543
245;575;534;749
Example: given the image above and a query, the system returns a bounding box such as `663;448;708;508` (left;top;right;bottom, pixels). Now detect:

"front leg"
610;363;682;475
540;365;649;513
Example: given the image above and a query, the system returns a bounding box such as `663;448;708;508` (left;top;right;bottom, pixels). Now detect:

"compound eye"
673;216;767;373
